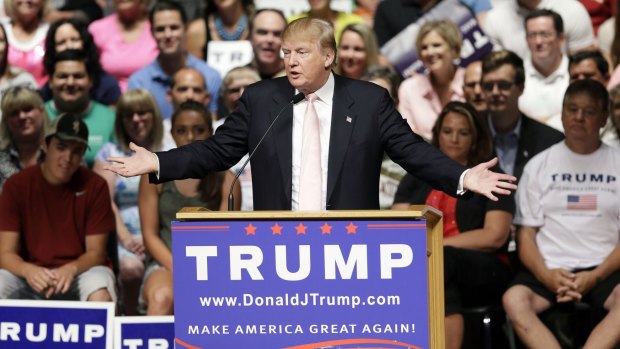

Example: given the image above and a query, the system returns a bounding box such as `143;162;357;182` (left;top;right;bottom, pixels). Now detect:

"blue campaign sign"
172;219;429;349
114;316;174;349
0;299;114;349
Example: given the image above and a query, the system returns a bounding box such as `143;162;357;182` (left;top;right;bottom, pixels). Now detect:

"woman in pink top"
398;20;465;140
88;0;157;92
2;0;50;86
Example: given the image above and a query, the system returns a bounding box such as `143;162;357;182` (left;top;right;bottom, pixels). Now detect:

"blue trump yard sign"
172;218;429;349
114;316;174;349
0;299;114;349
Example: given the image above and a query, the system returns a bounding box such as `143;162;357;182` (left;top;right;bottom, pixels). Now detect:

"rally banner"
0;299;114;349
172;215;431;348
381;0;493;77
114;316;174;349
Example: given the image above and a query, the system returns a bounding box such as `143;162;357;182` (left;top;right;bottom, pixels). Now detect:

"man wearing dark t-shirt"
0;113;116;302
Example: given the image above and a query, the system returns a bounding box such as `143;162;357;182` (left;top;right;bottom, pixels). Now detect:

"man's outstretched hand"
104;142;159;178
464;158;517;201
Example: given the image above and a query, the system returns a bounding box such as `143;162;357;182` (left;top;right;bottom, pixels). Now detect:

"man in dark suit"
481;50;564;180
106;17;516;210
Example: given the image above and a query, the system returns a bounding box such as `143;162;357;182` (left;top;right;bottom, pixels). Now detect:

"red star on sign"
345;222;358;234
271;223;283;235
320;223;332;235
245;224;257;235
295;223;307;235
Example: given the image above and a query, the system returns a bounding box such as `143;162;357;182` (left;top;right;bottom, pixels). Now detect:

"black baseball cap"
45;113;89;147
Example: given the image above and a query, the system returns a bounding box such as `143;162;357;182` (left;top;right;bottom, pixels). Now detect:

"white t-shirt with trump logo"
515;141;620;270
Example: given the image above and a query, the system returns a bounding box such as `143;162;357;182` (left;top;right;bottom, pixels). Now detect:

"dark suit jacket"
513;115;564;180
154;74;467;210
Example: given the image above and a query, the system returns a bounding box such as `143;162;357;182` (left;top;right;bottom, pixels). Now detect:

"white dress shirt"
291;73;335;211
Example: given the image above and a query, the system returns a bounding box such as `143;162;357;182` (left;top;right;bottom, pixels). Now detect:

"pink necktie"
299;93;322;211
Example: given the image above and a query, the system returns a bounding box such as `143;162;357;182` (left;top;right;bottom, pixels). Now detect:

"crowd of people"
0;0;619;348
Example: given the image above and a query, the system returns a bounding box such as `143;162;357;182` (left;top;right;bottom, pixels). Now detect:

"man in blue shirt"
128;0;221;119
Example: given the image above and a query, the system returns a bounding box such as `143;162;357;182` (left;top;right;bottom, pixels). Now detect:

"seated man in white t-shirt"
503;79;620;348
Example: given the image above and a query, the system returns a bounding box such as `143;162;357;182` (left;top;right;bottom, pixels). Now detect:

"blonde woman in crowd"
0;86;48;190
398;20;465;140
336;23;381;80
93;89;164;315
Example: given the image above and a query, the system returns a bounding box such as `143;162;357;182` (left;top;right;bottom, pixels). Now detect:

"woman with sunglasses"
93;89;163;314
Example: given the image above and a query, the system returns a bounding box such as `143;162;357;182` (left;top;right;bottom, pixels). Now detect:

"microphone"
228;92;306;211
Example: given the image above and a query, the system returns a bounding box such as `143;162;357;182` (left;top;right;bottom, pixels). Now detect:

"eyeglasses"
481;80;514;92
526;31;555;40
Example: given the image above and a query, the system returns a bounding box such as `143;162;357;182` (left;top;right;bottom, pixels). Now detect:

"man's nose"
473;83;482;94
60;149;71;162
286;53;297;66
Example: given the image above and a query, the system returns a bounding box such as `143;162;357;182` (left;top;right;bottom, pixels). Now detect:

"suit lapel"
327;76;355;204
271;89;295;205
515;116;532;179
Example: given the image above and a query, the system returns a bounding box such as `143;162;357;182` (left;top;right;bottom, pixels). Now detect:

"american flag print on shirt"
567;194;597;210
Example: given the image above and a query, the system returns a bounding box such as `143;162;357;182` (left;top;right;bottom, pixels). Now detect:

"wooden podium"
172;206;445;349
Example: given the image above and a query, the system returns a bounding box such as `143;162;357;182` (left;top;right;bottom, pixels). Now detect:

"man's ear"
324;49;335;69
